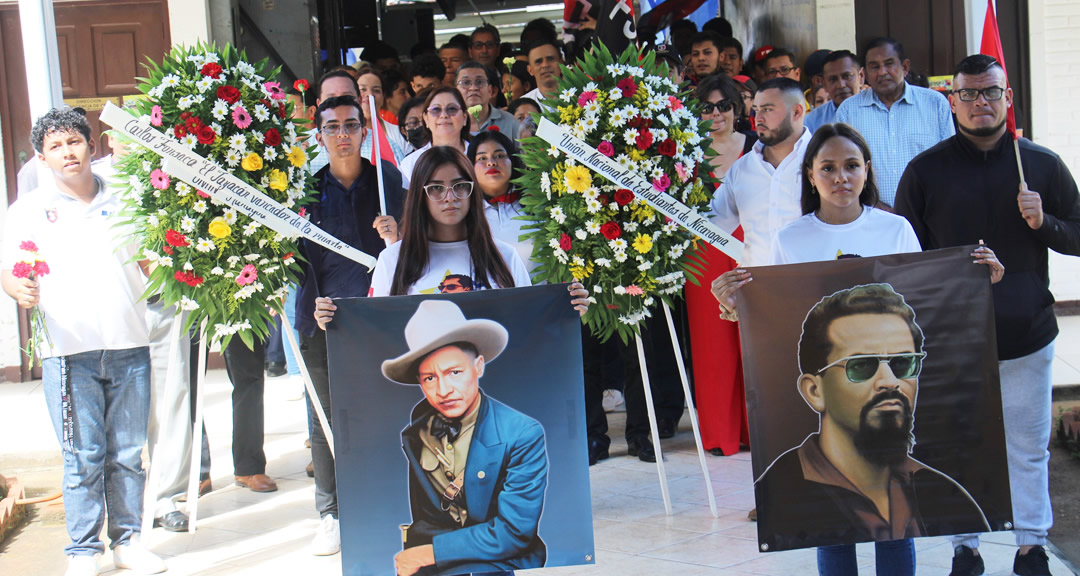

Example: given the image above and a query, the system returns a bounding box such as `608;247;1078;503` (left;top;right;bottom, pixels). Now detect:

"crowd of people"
2;14;1080;576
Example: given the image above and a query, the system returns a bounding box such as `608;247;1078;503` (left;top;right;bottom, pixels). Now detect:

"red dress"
685;135;756;455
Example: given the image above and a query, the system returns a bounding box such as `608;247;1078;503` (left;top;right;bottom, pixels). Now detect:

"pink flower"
298;207;307;218
19;241;39;252
150;169;170;190
236;264;258;286
668;96;684;111
625;285;644;296
197;190;211;198
263;81;286;101
652;174;671;192
232;106;252;129
674;162;690;183
597;141;615;157
150;105;163;126
577;91;597;107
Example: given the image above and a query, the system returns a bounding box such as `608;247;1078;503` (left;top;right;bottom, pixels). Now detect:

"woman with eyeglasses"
710;123;1004;576
313;147;588;318
356;68;410;164
684;73;759;459
465;130;538;274
397;87;472;192
398;95;431;155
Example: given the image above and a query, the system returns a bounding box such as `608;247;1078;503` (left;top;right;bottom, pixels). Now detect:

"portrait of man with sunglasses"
755;283;990;551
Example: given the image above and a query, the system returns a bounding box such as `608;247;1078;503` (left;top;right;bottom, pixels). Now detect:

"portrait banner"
326;284;594;576
736;246;1012;553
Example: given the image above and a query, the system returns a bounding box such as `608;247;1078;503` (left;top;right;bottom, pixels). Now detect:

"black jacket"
895;133;1080;360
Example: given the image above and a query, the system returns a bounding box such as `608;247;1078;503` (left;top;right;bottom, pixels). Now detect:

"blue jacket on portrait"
400;389;548;574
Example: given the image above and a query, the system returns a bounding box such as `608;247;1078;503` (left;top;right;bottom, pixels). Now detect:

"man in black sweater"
895;54;1080;576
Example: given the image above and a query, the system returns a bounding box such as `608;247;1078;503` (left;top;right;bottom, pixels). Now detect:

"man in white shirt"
710;77;812;267
522;39;564;111
1;108;165;576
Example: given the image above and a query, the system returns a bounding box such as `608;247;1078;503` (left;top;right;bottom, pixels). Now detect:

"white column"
18;0;64;123
815;0;857;52
168;0;212;46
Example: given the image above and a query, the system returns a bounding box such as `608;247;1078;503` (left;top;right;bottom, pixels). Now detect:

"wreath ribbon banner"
536;117;744;263
100;102;377;270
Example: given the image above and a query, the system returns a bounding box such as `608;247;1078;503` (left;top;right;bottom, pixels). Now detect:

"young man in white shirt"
1;108;164;576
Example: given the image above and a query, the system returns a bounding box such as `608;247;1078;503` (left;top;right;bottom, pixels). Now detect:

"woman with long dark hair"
712;123;1004;576
466;130;537;273
397;87;471;190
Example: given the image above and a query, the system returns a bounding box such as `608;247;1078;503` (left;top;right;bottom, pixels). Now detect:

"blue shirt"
835;83;954;205
804;100;837;133
294;160;404;336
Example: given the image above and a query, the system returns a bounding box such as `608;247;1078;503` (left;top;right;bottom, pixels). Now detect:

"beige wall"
168;0;211;46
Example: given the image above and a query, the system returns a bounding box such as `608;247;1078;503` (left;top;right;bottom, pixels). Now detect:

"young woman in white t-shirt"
711;123;1004;576
314;146;588;328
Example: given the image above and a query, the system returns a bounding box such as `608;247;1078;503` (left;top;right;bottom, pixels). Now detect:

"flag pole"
368;94;391;247
1013;138;1026;187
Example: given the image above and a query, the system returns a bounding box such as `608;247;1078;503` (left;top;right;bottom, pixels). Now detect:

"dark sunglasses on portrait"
817;352;927;382
701;100;735;114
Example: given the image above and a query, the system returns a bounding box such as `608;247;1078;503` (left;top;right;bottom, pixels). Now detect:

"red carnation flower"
174;124;188;139
293;79;309;92
628;116;652;130
19;241;39;252
614;189;635;207
635;130;654;151
600;221;622;240
283;252;295;260
617;77;638;99
200;62;223;78
185;116;203;131
33;261;50;276
196;125;217;145
264;128;282;147
559;233;573;252
11;261;33;279
657;138;677;157
180;112;192;120
189;275;204;287
165;229;190;247
162;245;174;255
216;85;241;104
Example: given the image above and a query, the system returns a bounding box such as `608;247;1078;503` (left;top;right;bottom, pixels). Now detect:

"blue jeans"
43;347;152;556
818;539;915;576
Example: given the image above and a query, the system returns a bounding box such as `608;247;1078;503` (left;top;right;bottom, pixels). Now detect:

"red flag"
979;0;1016;136
370;118;398;168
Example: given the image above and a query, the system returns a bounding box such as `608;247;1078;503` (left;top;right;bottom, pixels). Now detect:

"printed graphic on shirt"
46;208;58;223
836;249;862;260
418;270;478;294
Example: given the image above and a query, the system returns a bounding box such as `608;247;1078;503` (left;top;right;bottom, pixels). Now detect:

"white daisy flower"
211;266;224;275
622;128;638;146
227;255;241;266
243;222;259;236
586;220;601;234
224;209;237;225
609;109;627;127
614;285;627;295
614;252;628;262
192;200;207;213
550;206;566;224
253;104;270;121
179;295;200;311
161;74;181;88
225;149;241;167
572;255;586;267
586;199;603;213
148;215;159;227
608;87;623;101
548;238;561;250
195;238;215;253
638;261;653;271
575;229;588;240
245;254;260;261
609;238;628;252
180;216;196;232
181;134;197;148
263;147;278;162
183;261;194;271
560;87;578;102
595;257;611;268
196;77;214;93
624;221;639;233
158;256;173;267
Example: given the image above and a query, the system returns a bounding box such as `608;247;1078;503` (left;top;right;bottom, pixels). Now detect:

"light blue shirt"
804;100;837;134
834;83;955;205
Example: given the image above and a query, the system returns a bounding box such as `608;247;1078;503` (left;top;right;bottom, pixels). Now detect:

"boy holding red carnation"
0;108;164;576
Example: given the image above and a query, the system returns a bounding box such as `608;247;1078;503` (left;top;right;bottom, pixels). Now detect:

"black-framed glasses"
471;41;497;50
403;119;423;130
817;352;927;382
955;87;1005;102
427;105;462;117
423;181;474;200
701;100;735;114
456;78;489;89
765;65;795;78
320;122;363;136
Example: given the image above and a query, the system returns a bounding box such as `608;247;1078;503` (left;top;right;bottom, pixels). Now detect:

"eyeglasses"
471;41;497;50
817;352;927;382
423;181;474;200
456;78;489;89
320;122;363;136
701;100;735;114
427;105;462;118
403;119;424;130
955;87;1005;102
474;151;509;164
765;65;795;78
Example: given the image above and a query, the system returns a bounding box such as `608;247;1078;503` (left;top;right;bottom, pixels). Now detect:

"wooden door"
0;0;170;381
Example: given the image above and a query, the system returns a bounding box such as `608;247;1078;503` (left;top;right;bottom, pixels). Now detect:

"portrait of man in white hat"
385;299;548;576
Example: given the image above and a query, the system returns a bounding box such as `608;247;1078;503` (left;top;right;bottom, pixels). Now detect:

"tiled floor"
2;316;1080;575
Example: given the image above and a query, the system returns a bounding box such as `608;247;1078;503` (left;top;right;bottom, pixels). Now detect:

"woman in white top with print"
314;147;588;329
467;129;537;275
711;123;1004;576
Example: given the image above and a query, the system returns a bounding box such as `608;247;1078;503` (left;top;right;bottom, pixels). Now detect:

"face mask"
405;126;428;149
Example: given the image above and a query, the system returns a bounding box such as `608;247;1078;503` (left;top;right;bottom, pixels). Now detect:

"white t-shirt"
1;176;148;357
483;200;537;276
770;206;921;265
397;142;472;193
370;238;532;296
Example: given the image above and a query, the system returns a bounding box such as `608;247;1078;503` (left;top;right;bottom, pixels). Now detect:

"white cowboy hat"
381;300;508;385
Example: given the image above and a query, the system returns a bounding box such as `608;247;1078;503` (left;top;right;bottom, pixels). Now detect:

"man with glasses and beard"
755;284;990;552
896;54;1080;576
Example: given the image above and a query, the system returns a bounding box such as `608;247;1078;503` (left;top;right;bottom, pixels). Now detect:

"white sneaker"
65;555;99;576
311;514;341;556
602;389;625;412
113;541;167;574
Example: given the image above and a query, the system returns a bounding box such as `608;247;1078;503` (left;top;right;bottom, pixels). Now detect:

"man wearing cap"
387;300;548;576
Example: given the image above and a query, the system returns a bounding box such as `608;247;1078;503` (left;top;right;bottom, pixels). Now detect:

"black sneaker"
950;545;985;576
1013;546;1052;576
